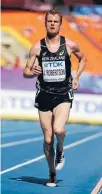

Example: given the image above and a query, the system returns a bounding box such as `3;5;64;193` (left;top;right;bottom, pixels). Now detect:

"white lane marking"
66;127;100;135
0;155;45;175
64;132;102;150
1;136;43;148
0;132;102;175
2;124;101;136
1;127;101;148
1;130;41;138
91;178;102;194
2;125;99;138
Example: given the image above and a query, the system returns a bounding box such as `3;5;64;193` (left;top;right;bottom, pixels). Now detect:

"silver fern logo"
59;50;64;56
42;51;47;56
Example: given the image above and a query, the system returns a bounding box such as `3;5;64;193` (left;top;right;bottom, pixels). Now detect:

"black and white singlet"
36;36;72;95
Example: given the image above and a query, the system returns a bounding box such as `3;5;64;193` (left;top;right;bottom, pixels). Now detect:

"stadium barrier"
1;89;102;124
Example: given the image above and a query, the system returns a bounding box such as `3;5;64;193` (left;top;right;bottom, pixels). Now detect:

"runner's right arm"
23;45;42;78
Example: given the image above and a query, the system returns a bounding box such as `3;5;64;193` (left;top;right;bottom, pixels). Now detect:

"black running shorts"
34;90;74;112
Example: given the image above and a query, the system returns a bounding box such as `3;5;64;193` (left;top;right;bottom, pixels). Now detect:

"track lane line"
91;178;102;194
1;136;43;148
1;132;102;175
1;128;101;148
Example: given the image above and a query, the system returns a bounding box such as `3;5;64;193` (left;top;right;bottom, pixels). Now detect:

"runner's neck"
46;35;60;46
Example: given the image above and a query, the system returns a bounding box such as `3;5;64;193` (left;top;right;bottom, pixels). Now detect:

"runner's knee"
44;138;52;145
53;124;65;135
44;133;53;145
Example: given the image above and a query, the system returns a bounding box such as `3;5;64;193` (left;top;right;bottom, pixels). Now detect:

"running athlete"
23;9;86;187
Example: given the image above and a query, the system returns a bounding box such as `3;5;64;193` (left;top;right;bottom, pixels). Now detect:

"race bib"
42;61;66;82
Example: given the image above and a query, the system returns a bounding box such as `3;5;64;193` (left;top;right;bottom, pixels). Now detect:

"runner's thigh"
39;110;53;132
53;102;71;131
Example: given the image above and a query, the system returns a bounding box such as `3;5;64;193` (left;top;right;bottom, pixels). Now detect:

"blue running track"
1;120;102;194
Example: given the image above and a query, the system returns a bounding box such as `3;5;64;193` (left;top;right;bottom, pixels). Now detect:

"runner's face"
45;14;61;37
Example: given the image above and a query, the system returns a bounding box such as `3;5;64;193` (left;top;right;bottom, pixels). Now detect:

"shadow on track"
9;176;63;187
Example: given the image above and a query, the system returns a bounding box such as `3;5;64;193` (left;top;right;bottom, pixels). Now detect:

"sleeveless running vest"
36;36;72;95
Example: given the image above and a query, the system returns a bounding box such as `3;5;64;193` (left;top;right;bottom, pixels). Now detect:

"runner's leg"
53;102;71;170
39;110;55;173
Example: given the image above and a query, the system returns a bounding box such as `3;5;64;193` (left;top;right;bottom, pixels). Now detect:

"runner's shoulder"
65;37;79;51
29;41;41;57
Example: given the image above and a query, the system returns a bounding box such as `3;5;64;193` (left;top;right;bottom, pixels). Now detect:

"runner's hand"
31;65;42;75
72;78;79;90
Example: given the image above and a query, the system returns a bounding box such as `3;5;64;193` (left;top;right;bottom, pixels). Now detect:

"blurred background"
1;3;102;193
1;0;102;123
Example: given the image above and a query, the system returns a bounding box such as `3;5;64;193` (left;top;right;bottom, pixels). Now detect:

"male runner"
23;9;86;187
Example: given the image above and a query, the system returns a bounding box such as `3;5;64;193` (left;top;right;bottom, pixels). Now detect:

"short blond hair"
45;8;62;24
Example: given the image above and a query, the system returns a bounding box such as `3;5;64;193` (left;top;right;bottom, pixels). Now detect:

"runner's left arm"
66;40;87;89
71;43;87;80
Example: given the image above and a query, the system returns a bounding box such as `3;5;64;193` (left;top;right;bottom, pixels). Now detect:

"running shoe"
46;172;56;187
55;145;65;170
